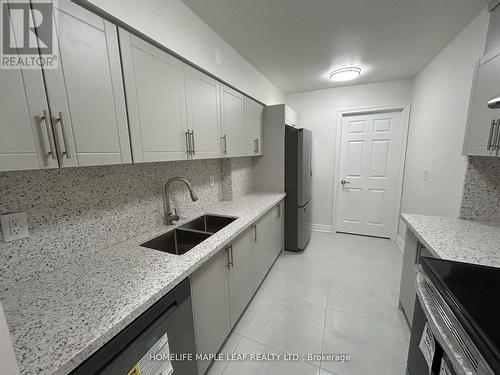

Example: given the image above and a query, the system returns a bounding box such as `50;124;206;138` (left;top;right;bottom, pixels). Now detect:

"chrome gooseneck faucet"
164;177;198;225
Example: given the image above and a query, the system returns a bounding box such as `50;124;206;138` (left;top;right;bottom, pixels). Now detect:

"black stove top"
420;257;500;374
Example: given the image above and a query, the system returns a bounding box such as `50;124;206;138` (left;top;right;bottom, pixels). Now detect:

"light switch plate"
209;175;215;187
0;212;29;242
214;47;222;65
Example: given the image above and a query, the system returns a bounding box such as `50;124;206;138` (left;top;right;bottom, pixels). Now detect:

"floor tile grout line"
216;332;243;375
237;334;322;369
324;304;408;333
320;243;336;370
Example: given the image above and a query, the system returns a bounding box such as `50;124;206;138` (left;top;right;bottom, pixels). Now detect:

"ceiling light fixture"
329;67;361;82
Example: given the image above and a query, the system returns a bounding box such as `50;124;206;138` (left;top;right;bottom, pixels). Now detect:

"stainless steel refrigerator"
285;126;312;251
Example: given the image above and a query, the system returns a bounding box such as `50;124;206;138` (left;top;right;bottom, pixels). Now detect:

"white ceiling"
183;0;487;94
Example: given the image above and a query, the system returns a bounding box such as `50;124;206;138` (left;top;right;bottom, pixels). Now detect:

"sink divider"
176;227;215;236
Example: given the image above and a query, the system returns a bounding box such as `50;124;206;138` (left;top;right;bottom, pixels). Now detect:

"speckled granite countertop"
401;214;500;268
1;192;285;375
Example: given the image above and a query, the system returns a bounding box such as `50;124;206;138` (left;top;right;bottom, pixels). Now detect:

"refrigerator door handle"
310;150;313;177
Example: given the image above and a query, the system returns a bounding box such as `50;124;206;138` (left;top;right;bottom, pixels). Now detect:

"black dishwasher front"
71;278;198;375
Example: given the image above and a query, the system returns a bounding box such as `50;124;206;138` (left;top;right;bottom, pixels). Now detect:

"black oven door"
406;296;444;375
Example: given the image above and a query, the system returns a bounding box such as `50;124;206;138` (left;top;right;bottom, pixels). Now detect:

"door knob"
341;180;350;185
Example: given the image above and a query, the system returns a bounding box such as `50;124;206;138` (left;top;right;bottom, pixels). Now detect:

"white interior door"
336;110;404;238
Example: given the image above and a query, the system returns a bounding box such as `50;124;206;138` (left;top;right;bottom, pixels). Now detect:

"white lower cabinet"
191;249;231;375
191;201;284;374
227;229;254;327
253;202;284;289
399;228;435;327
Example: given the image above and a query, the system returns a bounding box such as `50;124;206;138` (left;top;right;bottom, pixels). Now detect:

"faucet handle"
172;208;180;221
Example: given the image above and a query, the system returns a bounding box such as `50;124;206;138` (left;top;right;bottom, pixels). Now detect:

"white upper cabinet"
1;0;265;173
221;85;245;157
0;1;58;172
120;30;189;163
244;97;264;156
464;49;500;156
43;0;131;167
184;65;222;159
0;56;58;172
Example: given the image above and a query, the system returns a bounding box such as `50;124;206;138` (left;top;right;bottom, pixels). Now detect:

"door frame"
332;104;411;240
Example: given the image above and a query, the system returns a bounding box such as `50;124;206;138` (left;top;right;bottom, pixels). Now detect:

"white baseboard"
308;223;332;233
394;234;404;253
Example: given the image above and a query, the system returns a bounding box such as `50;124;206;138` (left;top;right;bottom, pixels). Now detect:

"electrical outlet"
0;212;29;242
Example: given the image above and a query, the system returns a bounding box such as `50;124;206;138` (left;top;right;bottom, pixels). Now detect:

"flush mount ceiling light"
329;67;361;82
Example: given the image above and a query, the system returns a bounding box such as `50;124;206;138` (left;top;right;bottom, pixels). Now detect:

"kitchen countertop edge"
400;213;500;268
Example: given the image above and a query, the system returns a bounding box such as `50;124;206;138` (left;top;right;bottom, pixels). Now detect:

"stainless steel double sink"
141;215;237;255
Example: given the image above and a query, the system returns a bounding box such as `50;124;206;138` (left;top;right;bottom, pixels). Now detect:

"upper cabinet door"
244;97;264;156
464;50;500;156
0;2;58;172
221;85;245;157
42;0;131;168
120;30;188;163
184;65;222;159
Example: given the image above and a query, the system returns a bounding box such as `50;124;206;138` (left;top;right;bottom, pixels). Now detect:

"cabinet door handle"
225;246;231;269
229;244;234;268
415;242;426;264
185;130;191;156
56;112;71;159
492;120;500;152
277;204;281;218
252;224;257;242
488;119;497;150
495;120;500;152
222;135;227;154
41;110;57;160
254;138;259;153
190;130;195;155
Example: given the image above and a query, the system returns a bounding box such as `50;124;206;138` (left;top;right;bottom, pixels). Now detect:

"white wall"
82;0;284;105
286;80;413;231
398;10;489;242
486;3;500;53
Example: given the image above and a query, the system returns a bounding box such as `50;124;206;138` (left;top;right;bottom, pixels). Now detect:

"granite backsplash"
460;156;500;222
0;157;255;291
221;157;255;200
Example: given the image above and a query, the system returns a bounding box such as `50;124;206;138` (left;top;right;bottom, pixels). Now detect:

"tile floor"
207;232;410;375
